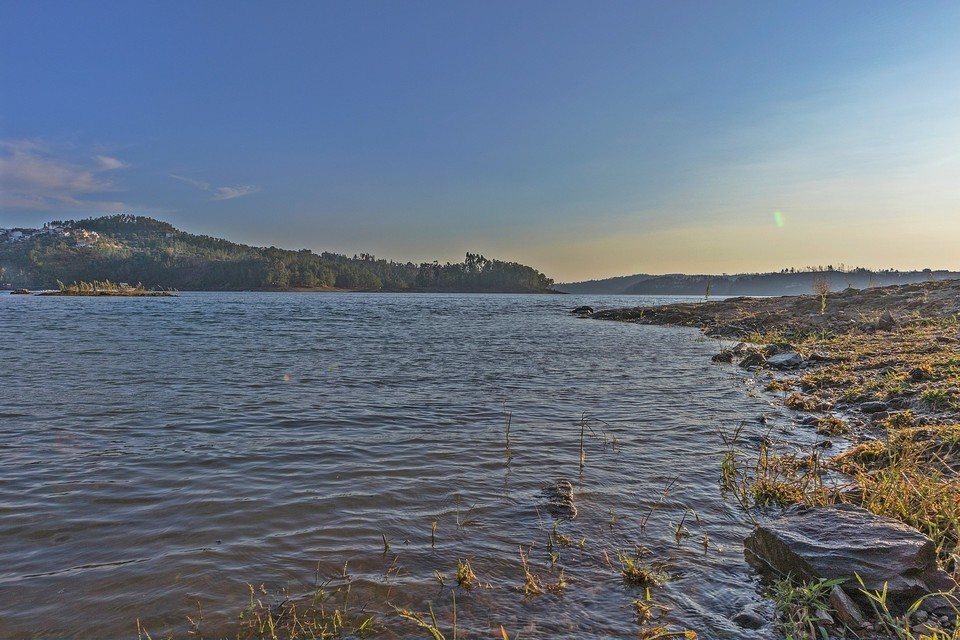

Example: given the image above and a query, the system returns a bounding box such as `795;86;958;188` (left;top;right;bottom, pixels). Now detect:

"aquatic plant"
393;594;453;640
455;558;477;589
517;546;544;596
618;549;668;588
234;581;377;639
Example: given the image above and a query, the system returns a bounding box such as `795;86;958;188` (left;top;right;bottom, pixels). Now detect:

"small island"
38;280;176;297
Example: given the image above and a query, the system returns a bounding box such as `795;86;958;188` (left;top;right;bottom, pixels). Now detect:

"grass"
857;575;960;639
719;427;832;510
517;546;568;596
618;549;669;588
767;576;846;640
393;595;453;640
235;581;377;640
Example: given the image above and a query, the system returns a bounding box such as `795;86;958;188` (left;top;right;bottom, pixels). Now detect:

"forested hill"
0;215;555;293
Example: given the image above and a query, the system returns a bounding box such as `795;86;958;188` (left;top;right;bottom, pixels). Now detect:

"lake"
0;292;790;638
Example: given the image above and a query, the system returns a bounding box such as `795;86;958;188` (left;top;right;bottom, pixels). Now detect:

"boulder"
766;352;804;369
571;305;594;315
744;504;955;613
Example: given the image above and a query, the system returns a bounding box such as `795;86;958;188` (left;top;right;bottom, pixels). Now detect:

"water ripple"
0;292;778;639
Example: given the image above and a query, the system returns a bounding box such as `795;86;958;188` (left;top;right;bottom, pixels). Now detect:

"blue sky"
1;1;959;281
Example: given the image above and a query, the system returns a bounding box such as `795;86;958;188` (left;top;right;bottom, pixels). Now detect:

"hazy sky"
2;1;959;282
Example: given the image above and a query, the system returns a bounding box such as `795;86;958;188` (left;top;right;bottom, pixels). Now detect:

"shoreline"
586;279;960;636
589;279;960;432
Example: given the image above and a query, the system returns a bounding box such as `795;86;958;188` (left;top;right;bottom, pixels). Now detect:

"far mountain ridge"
556;268;960;296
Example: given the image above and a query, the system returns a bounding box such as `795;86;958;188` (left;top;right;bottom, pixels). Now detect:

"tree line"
0;215;555;293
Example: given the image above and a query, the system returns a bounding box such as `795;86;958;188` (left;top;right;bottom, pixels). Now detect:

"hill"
556;268;960;296
0;215;554;293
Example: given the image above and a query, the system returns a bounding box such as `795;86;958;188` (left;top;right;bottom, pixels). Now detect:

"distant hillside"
0;215;555;293
551;273;652;294
556;269;960;296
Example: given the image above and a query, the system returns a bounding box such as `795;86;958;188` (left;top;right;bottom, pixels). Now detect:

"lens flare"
772;210;785;228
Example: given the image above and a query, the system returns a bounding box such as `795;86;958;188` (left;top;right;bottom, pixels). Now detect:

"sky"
1;1;959;282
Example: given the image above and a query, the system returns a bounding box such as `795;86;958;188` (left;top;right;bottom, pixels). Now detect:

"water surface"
0;293;787;638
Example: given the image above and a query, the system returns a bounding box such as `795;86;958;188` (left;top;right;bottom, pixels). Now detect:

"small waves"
0;292;777;639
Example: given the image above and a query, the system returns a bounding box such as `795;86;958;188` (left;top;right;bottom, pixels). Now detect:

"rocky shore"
583;279;960;638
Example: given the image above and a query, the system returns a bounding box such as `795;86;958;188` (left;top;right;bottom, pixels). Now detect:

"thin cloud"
212;185;261;200
95;155;127;171
0;140;130;212
169;173;260;201
169;174;210;190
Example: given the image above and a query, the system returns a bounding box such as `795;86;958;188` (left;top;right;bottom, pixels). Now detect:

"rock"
876;310;898;330
571;306;594;315
814;609;834;626
830;586;866;628
766;352;804;369
11;288;31;294
807;352;835;362
732;606;765;629
542;480;577;520
739;352;766;369
744;504;956;613
860;401;889;413
712;349;734;363
764;342;797;356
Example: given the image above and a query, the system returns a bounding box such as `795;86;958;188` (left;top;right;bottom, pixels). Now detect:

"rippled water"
0;292;791;638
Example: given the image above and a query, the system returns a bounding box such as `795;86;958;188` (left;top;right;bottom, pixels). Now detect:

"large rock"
766;352;804;369
744;504;955;612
